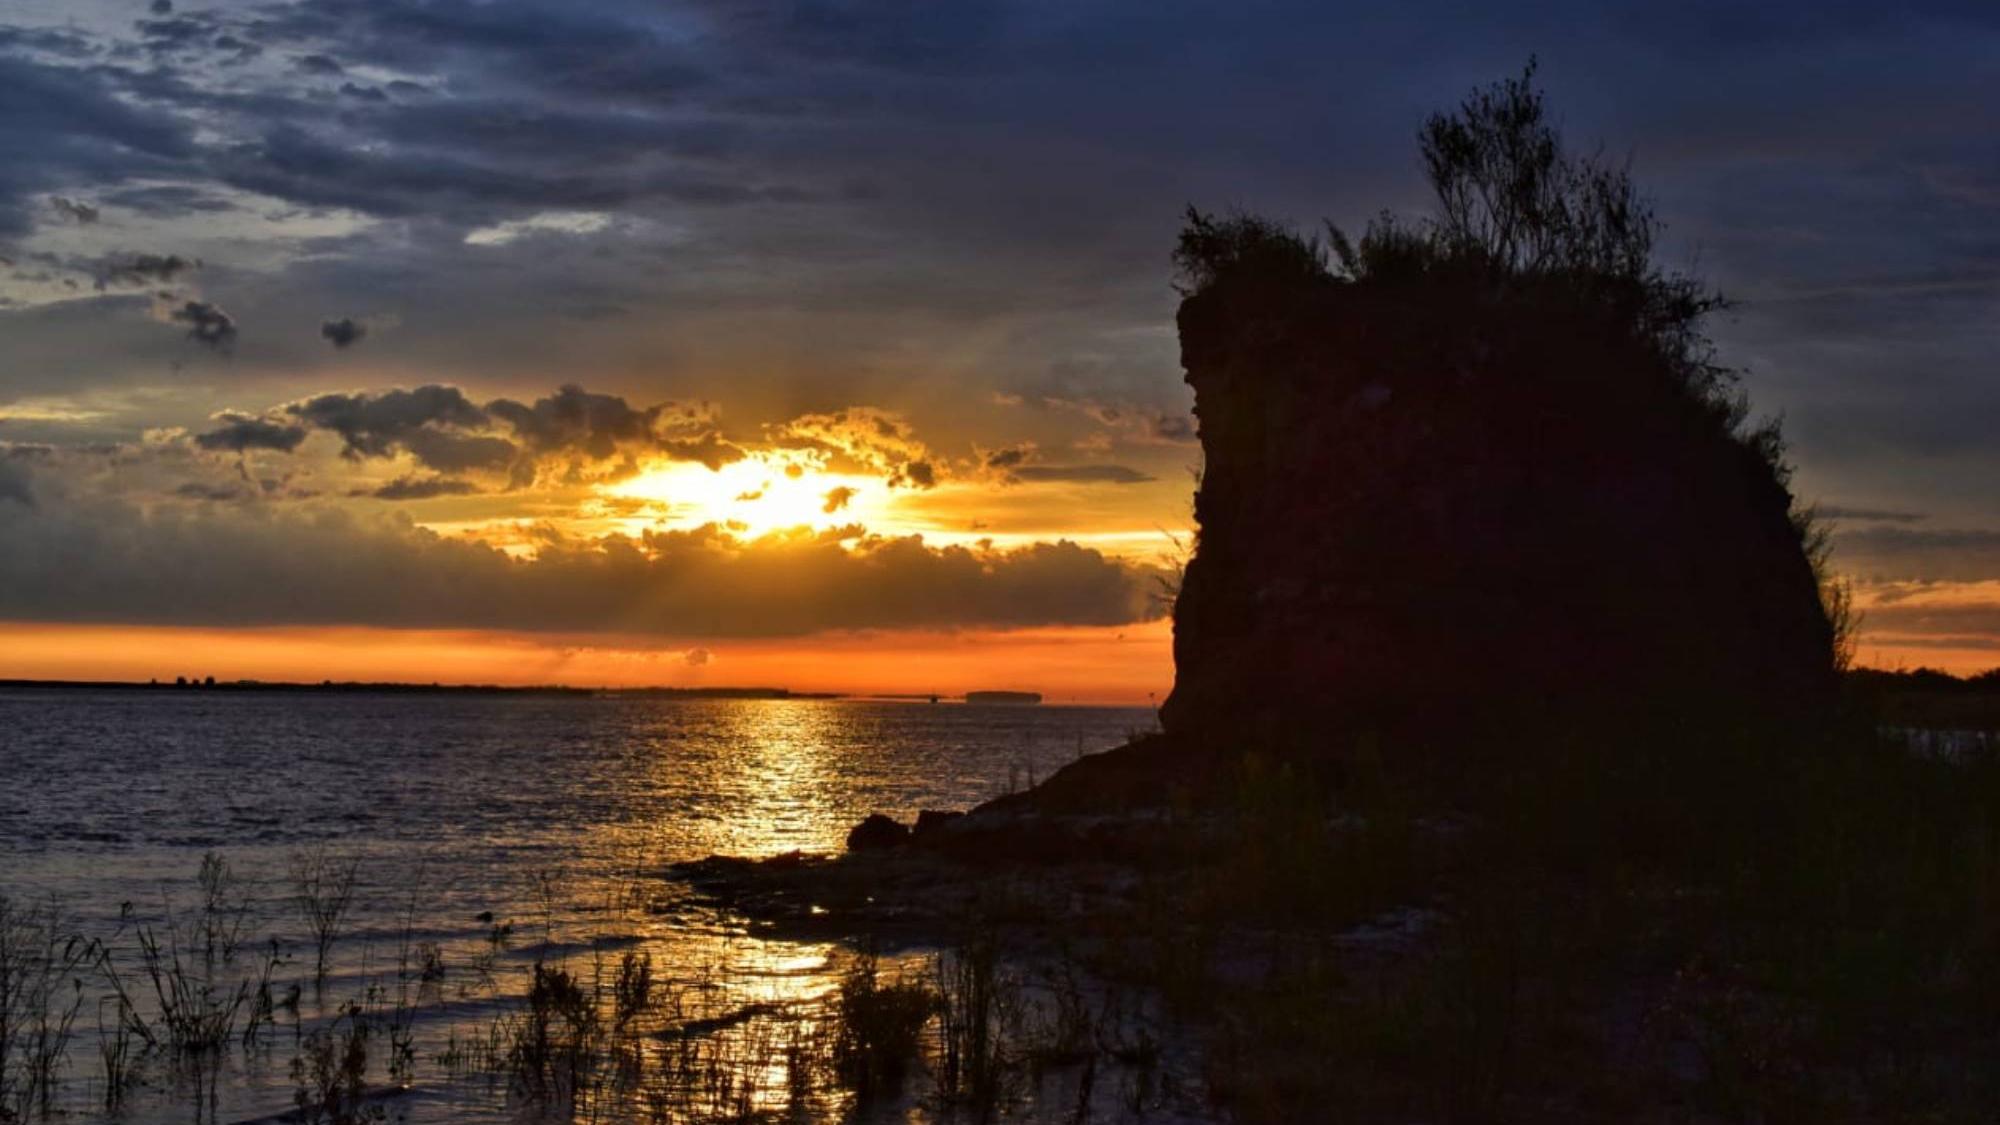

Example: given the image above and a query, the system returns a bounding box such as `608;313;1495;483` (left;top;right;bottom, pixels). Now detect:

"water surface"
0;690;1156;1123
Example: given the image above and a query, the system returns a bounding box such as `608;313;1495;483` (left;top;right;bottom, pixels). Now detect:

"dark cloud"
211;383;739;481
1012;464;1155;485
984;445;1031;471
822;485;856;513
320;317;366;348
94;252;195;289
286;385;487;460
1150;413;1196;443
169;300;237;349
294;53;344;75
486;384;661;460
135;15;218;54
253;0;711;105
0;500;1164;636
486;384;742;473
362;475;480;500
400;429;520;474
47;195;98;223
979;442;1152;484
193;411;308;454
97;183;235;216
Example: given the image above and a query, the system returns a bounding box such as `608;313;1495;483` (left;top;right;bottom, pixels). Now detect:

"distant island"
964;690;1042;705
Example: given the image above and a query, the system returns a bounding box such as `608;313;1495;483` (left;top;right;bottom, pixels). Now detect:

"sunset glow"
0;620;1175;704
608;455;895;539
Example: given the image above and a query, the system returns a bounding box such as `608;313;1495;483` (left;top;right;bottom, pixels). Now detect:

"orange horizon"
0;620;1177;707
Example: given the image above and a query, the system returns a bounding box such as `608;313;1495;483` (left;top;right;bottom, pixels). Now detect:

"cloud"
978;442;1152;484
193;411;308;453
399;429;520;474
984;444;1031;470
169;300;236;349
286;385;487;460
0;53;195;234
772;407;938;488
94;253;196;290
97;184;235;217
294;53;344;75
684;646;712;666
250;383;739;482
658;431;746;472
1858;581;2000;649
1837;526;2000;582
0;456;32;507
464;211;613;247
1012;464;1155;484
320;317;367;348
362;475;480;501
0;498;1165;636
174;481;252;501
47;195;97;223
1820;505;1926;523
822;485;856;513
486;384;663;461
486;384;742;478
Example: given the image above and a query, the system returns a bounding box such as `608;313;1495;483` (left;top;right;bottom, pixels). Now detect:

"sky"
1;0;1996;698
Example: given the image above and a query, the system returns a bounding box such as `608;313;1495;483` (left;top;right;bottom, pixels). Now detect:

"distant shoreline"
0;679;1130;706
0;678;833;699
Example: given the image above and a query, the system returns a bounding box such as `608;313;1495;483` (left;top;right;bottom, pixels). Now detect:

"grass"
829;947;932;1099
291;844;358;987
0;896;92;1123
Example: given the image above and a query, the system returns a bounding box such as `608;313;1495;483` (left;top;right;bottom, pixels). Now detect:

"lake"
0;689;1157;1123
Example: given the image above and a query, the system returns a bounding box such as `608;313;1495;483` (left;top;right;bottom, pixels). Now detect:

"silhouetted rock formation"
1160;68;1843;754
1160;258;1839;749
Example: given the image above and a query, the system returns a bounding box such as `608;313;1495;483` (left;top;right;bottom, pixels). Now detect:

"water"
0;689;1157;1123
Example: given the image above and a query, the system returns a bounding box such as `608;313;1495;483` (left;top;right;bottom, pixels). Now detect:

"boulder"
845;813;910;852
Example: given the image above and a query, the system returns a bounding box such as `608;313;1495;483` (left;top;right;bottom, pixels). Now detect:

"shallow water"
0;689;1157;1123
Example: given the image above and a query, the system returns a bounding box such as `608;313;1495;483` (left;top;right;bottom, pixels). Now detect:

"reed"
290;845;359;986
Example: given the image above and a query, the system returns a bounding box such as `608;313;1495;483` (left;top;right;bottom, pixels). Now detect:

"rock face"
1159;268;1839;749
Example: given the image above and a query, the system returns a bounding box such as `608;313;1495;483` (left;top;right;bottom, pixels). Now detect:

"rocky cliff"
1158;263;1840;751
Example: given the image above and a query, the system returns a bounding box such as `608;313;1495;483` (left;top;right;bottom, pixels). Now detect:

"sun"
607;453;889;537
